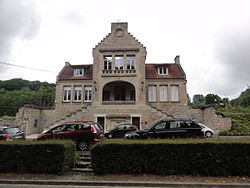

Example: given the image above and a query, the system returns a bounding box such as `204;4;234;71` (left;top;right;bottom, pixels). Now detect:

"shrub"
0;140;76;174
91;139;250;176
217;107;250;136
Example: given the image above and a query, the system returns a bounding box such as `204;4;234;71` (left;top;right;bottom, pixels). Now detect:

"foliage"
205;93;223;105
91;139;250;176
0;140;76;174
231;88;250;107
217;107;250;136
0;78;54;91
0;78;55;116
0;116;15;120
192;94;205;105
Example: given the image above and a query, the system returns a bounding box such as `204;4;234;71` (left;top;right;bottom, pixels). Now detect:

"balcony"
102;69;136;77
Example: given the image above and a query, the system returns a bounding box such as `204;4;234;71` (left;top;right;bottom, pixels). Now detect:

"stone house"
16;22;231;135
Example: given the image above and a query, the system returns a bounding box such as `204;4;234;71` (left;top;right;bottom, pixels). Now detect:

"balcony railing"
102;101;135;105
102;69;136;77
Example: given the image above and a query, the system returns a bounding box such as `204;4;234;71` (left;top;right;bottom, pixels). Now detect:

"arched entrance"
102;81;136;104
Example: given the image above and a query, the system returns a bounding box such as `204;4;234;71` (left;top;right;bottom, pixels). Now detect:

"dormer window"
158;67;168;75
74;68;84;76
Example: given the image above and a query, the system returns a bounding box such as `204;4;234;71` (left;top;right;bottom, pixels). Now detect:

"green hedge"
0;140;76;174
91;139;250;176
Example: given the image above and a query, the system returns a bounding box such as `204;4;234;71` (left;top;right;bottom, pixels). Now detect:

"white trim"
95;114;107;130
74;68;84;76
157;67;168;75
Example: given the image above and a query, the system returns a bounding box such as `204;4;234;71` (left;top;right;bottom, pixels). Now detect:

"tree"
192;94;205;105
205;94;222;106
0;79;55;116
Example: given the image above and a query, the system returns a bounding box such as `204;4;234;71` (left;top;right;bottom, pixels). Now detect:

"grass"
95;138;250;146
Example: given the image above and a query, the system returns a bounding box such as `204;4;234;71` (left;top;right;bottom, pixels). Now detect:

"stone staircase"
72;151;93;173
45;103;173;131
145;104;174;123
46;105;92;129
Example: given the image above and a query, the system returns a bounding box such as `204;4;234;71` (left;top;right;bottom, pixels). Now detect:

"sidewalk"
0;172;249;187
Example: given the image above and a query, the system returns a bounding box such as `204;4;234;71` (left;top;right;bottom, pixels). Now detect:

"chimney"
65;61;70;66
174;55;180;64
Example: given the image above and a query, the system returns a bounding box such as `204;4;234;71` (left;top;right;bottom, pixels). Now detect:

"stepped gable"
57;64;93;81
145;63;184;79
93;22;146;51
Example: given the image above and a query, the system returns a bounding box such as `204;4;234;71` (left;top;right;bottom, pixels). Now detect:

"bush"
217;107;250;136
0;140;76;174
91;139;250;176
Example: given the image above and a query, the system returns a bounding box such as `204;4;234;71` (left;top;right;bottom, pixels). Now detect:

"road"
0;185;173;188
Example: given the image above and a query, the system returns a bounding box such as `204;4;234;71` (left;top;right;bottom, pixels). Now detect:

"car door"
115;125;126;138
51;124;67;139
168;120;186;138
185;120;202;137
147;121;167;139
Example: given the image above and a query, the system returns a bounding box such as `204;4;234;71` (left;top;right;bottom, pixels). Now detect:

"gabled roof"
145;63;185;79
57;63;185;81
57;64;93;81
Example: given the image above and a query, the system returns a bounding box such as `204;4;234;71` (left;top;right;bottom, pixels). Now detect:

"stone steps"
72;151;93;173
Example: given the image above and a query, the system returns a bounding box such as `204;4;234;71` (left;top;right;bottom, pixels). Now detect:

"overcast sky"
0;0;250;99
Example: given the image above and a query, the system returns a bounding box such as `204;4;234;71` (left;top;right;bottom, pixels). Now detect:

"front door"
132;117;140;130
97;117;105;129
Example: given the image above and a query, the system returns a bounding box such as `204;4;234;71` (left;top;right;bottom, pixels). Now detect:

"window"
148;85;156;102
158;67;168;75
103;90;110;101
74;68;84;76
130;89;135;101
84;86;92;102
169;121;181;129
160;85;168;102
171;85;179;102
115;56;124;70
74;86;82;101
126;55;135;70
154;121;166;130
104;56;112;70
63;87;71;102
33;119;38;127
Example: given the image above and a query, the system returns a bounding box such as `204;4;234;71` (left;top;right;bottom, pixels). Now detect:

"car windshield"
4;128;20;134
144;120;162;131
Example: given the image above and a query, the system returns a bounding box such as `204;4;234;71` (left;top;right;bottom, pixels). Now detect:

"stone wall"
0;119;16;126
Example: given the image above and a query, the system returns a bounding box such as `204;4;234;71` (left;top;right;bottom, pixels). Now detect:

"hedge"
91;139;250;176
0;140;76;174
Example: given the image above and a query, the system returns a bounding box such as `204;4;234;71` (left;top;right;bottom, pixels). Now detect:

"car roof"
161;118;194;121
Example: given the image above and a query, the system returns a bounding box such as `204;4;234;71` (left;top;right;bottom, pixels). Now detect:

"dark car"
0;126;25;141
105;124;138;139
124;119;214;139
37;121;104;150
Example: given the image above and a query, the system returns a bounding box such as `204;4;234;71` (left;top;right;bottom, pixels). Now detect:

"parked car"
37;121;104;150
124;119;214;139
105;124;138;139
0;126;25;141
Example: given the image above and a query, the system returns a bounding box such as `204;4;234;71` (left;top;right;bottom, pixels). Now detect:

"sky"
0;0;250;100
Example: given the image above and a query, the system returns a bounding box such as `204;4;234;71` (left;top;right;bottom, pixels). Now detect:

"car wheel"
108;134;113;139
78;140;89;151
205;131;213;138
131;136;140;140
